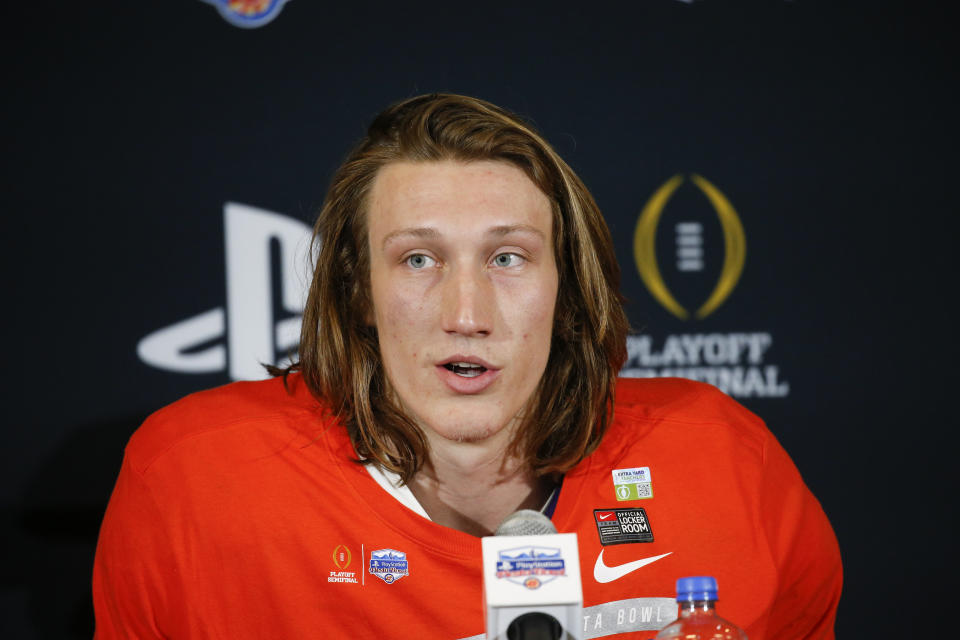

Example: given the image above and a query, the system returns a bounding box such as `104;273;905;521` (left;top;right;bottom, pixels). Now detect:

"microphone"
495;509;559;536
482;509;583;640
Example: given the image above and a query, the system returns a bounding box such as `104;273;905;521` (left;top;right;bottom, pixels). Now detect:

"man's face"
367;159;559;449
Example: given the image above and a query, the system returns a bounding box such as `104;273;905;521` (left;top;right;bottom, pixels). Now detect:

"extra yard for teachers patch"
612;467;653;501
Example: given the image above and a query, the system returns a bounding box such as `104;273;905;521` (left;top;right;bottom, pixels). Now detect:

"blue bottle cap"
676;576;718;602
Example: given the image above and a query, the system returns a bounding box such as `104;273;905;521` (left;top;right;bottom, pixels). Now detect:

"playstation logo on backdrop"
200;0;291;29
137;203;312;380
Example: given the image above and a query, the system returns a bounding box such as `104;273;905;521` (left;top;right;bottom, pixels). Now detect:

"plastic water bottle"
654;576;747;640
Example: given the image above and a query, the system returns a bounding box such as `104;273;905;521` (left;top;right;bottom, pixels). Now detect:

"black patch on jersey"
593;508;654;545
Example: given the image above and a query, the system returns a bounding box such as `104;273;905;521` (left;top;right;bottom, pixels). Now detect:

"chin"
448;428;496;444
426;413;511;445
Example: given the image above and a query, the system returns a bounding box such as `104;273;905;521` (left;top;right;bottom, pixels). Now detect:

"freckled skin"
367;160;559;450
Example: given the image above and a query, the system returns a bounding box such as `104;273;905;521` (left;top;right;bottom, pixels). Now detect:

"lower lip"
435;365;500;394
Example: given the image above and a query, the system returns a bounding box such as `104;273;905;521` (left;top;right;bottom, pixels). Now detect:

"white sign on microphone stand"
481;532;583;639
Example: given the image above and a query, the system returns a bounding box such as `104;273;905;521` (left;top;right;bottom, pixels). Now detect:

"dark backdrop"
3;1;954;637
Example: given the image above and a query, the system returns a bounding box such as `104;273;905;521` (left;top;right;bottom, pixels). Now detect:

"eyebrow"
381;224;545;250
381;227;441;250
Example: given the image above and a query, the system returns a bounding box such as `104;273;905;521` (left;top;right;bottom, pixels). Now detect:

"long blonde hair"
285;93;628;482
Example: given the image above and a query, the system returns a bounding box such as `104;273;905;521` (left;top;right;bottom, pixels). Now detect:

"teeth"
446;362;486;377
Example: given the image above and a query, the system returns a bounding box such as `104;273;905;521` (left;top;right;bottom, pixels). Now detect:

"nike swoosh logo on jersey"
593;550;672;583
597;513;615;520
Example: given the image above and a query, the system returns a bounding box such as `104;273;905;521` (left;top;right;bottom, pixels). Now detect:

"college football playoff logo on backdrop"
625;175;789;398
200;0;291;28
633;174;745;320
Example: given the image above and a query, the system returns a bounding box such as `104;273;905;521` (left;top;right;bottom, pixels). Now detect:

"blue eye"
493;253;523;267
406;254;435;269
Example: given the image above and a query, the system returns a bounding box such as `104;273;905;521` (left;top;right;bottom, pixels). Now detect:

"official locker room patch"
612;466;654;501
594;508;655;545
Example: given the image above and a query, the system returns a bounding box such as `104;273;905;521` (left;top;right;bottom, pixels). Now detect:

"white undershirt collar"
364;463;559;522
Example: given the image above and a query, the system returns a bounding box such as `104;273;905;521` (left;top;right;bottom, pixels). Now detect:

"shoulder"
124;373;327;475
614;377;764;428
605;377;770;457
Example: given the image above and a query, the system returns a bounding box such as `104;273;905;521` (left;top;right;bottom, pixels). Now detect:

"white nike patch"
593;549;672;583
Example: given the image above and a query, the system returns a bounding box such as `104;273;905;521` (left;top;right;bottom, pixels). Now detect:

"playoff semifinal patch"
328;544;359;584
594;508;654;545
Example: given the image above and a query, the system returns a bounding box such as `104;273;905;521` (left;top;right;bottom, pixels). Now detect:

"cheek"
504;290;556;367
519;286;559;333
375;287;431;352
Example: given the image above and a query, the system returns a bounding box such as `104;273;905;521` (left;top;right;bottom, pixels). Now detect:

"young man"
94;94;842;639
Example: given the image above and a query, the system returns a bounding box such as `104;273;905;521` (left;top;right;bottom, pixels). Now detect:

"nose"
441;265;494;337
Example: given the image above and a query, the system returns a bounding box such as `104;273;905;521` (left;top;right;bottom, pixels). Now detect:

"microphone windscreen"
494;509;557;536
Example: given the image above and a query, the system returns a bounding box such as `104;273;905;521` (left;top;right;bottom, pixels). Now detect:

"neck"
407;437;555;537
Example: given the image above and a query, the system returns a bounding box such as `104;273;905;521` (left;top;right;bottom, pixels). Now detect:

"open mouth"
443;362;488;378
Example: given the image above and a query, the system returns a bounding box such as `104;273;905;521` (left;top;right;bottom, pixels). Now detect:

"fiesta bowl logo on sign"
496;545;566;590
200;0;291;28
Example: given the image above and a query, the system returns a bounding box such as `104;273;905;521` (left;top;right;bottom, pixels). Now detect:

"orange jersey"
93;375;841;639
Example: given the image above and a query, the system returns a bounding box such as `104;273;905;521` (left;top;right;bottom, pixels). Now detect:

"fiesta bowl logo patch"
368;548;409;584
496;545;566;589
200;0;291;28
